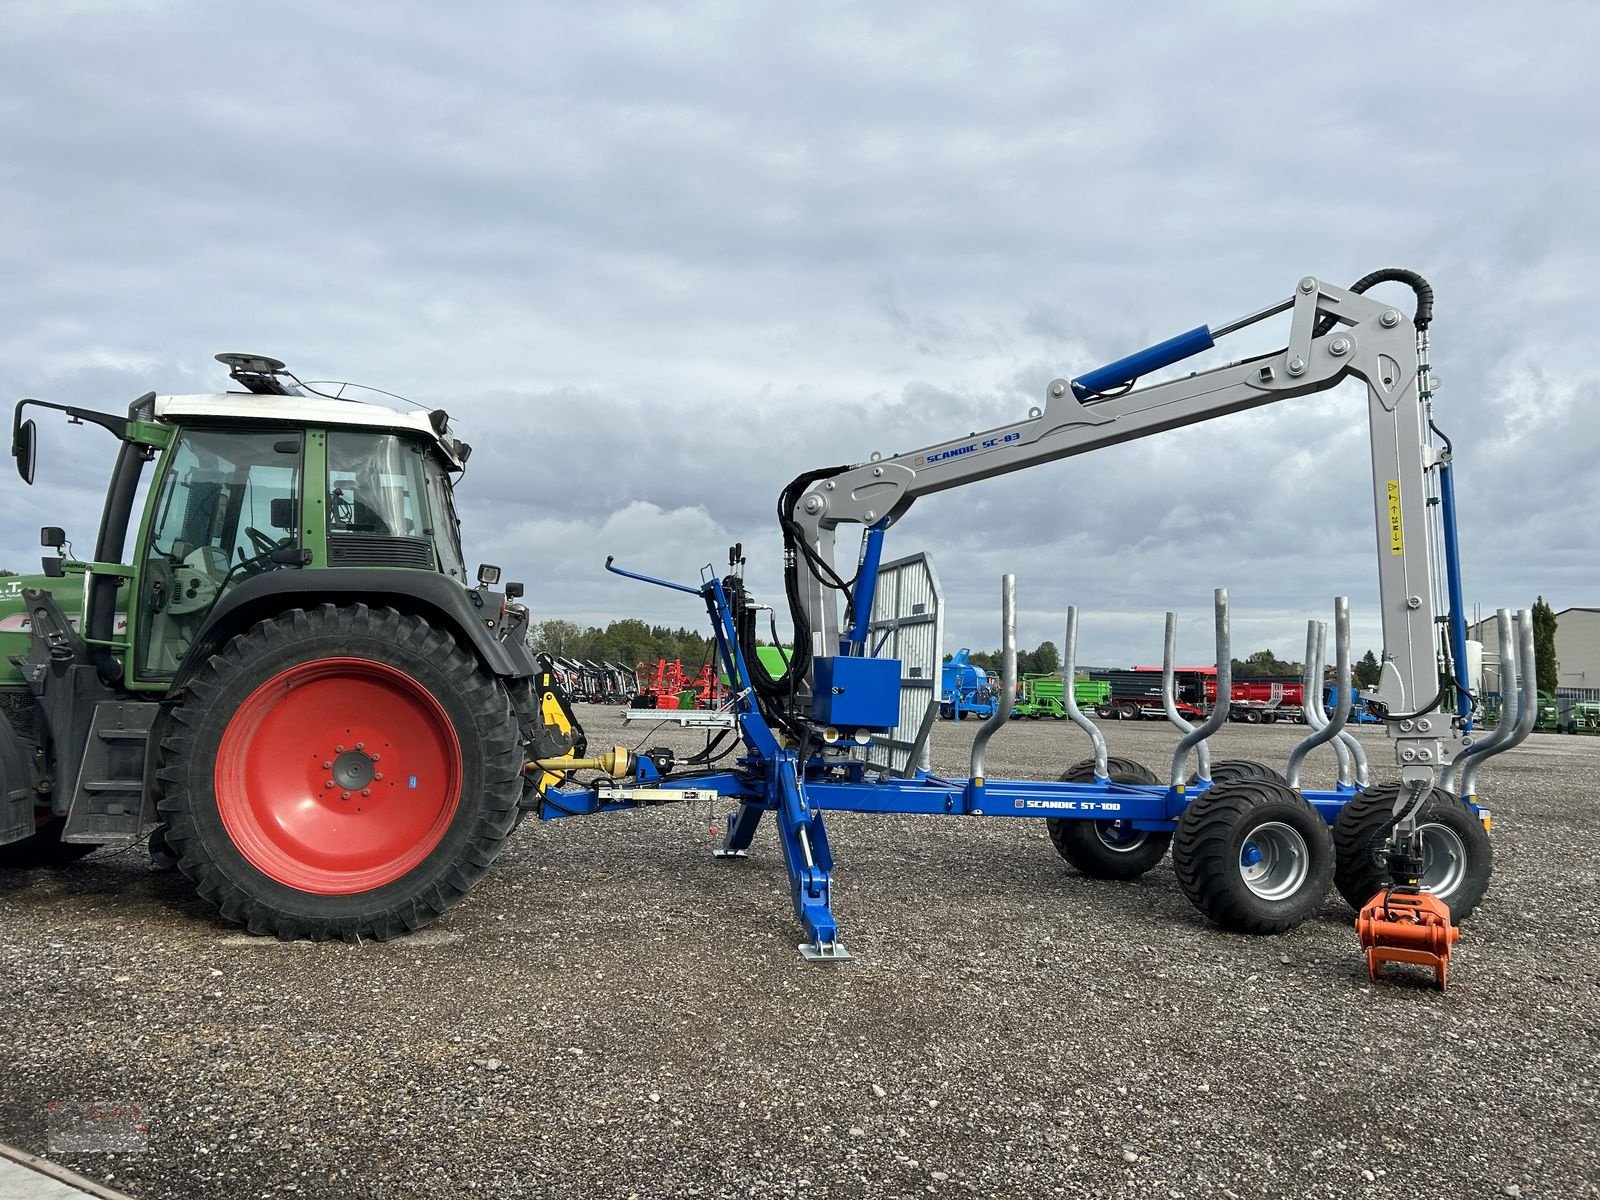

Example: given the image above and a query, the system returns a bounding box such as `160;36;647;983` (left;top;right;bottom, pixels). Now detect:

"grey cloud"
1;0;1597;667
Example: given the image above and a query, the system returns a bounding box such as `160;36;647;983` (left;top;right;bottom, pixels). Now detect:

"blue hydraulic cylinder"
1438;460;1472;721
1070;325;1215;400
843;521;888;653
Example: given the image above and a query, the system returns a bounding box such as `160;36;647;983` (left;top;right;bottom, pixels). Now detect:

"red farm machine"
3;273;1532;987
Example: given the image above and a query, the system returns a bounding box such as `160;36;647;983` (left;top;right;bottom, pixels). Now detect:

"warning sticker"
1387;480;1404;554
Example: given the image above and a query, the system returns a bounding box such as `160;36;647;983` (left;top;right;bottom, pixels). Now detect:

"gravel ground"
1;708;1596;1200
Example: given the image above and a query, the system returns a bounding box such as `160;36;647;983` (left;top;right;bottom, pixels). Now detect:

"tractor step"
61;701;158;844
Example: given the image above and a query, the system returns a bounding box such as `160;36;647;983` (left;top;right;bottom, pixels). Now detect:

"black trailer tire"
1331;783;1492;922
0;816;97;868
1172;779;1333;934
156;604;523;941
1117;702;1141;722
1047;757;1170;880
1242;708;1263;724
1209;759;1289;787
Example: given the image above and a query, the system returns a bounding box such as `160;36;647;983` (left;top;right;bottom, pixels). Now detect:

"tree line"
530;617;718;670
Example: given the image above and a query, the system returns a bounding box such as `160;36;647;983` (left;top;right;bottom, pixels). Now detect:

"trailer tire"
1172;779;1333;934
0;815;97;868
1117;702;1141;722
1242;708;1263;724
157;604;523;941
1330;784;1492;923
1209;759;1289;787
1047;757;1170;880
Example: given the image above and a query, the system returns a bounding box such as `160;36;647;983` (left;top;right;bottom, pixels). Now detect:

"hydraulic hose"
1314;268;1433;337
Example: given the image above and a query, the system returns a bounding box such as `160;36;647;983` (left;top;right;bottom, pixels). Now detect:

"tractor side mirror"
476;564;501;587
13;418;36;485
40;526;65;550
505;581;525;600
270;497;296;530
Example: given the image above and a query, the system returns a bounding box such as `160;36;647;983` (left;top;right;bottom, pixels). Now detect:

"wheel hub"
1418;823;1467;899
1095;820;1150;853
213;657;462;894
331;748;377;791
1239;820;1310;901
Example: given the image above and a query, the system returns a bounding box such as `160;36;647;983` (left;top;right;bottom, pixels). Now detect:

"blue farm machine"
3;272;1534;988
939;648;998;721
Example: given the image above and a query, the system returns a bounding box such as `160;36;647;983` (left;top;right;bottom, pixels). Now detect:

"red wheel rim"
213;658;463;894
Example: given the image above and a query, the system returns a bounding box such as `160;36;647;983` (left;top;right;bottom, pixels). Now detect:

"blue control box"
811;656;902;730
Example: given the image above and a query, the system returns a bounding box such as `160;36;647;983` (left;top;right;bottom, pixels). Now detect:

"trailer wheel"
1330;783;1492;923
1046;757;1169;880
1208;759;1288;787
157;604;523;941
0;815;97;868
1172;779;1333;934
1117;702;1141;721
1241;708;1263;724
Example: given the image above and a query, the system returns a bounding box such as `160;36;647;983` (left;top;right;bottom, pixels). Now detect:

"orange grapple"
1356;889;1460;990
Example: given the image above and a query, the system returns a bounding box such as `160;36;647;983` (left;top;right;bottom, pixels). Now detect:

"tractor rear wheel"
157;604;523;941
1172;778;1333;934
1047;756;1170;880
1331;783;1492;923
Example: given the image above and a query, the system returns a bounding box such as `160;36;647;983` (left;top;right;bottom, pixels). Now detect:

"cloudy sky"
2;0;1596;669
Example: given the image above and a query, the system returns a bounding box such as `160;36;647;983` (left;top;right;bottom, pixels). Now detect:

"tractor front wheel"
157;604;523;941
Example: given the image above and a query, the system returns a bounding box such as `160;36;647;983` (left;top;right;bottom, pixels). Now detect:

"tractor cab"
7;356;477;687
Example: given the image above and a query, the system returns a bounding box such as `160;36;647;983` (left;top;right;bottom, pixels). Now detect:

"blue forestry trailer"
523;269;1535;989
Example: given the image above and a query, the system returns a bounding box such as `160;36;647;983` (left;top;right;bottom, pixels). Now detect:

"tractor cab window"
422;452;466;582
326;432;436;570
139;428;301;678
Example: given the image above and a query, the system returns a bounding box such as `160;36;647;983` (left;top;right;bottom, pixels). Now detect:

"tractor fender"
173;569;532;688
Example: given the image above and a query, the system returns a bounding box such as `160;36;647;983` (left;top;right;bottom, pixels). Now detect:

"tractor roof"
152;393;469;469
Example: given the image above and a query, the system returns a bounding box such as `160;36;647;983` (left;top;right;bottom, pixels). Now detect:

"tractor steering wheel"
244;526;281;557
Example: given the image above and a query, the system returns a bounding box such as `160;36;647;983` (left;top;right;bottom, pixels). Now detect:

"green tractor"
2;355;577;939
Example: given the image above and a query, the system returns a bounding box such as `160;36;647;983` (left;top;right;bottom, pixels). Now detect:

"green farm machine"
1011;674;1109;719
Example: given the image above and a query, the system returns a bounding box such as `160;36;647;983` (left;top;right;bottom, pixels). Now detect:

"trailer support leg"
771;754;849;961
